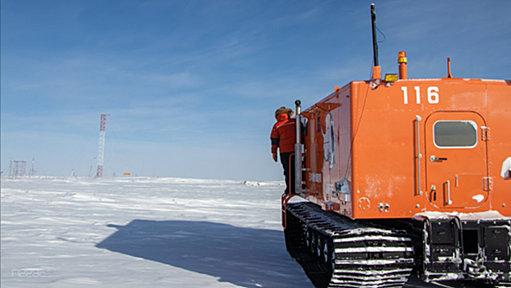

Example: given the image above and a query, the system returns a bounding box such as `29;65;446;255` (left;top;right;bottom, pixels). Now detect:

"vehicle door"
424;112;489;209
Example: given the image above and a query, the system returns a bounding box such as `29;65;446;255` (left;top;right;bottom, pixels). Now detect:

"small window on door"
433;121;477;148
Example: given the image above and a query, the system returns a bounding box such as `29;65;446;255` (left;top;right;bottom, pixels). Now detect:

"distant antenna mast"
96;114;110;178
30;158;36;177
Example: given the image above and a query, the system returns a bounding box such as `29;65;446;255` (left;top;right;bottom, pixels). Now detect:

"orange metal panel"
301;78;511;219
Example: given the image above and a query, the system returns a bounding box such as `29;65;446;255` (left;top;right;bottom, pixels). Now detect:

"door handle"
430;155;448;162
445;180;453;205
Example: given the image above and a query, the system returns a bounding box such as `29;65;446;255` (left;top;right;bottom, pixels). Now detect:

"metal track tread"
285;202;415;288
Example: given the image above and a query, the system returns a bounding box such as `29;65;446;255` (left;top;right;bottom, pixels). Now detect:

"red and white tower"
96;114;110;178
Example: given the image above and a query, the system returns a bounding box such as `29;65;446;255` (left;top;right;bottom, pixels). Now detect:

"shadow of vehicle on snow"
96;220;311;288
96;220;489;288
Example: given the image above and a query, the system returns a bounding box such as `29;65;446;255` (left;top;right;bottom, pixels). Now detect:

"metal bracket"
481;126;490;141
483;177;493;191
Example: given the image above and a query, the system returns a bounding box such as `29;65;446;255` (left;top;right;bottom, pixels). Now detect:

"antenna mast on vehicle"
370;3;381;83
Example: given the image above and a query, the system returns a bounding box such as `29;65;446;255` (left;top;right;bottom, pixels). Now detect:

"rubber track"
285;202;415;288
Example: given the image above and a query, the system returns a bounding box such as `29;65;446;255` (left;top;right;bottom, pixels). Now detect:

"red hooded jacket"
270;113;296;154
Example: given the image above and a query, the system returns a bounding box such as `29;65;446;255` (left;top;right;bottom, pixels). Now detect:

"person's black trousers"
280;152;295;194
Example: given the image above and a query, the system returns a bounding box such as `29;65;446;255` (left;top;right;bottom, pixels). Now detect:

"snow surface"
414;210;506;221
1;177;465;288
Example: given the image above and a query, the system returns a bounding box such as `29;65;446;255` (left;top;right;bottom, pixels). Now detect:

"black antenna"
371;3;379;67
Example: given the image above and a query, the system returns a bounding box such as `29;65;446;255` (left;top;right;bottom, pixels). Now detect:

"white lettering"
11;269;46;278
401;87;408;104
402;86;440;104
414;86;421;104
428;86;439;104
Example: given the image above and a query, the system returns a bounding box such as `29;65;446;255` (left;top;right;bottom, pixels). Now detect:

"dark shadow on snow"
96;220;311;288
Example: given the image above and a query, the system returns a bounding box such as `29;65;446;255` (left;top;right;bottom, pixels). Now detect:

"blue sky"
2;0;510;180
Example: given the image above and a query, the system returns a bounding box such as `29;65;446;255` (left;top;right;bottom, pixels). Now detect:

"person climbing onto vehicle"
270;107;296;194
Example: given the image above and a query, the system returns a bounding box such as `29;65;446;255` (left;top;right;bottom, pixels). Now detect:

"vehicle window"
433;121;477;148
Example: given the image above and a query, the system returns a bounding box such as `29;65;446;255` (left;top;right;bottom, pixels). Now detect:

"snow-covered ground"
1;177;311;288
1;177;468;288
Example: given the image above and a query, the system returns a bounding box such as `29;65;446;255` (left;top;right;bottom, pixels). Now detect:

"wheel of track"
322;238;335;272
305;228;312;250
309;229;317;254
301;223;308;246
316;233;323;259
329;242;335;272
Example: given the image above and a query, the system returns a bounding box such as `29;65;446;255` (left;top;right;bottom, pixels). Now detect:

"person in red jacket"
270;107;296;194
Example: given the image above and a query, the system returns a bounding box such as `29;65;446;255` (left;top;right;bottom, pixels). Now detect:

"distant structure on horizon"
9;160;27;178
30;158;36;177
96;114;110;178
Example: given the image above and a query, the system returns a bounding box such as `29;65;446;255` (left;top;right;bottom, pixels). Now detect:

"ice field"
1;177;470;287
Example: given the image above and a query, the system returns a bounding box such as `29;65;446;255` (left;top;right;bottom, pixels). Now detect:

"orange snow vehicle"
282;4;511;288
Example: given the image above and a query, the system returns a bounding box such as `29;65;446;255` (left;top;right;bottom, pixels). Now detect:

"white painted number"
414;86;421;104
401;86;439;104
427;86;439;104
401;87;408;104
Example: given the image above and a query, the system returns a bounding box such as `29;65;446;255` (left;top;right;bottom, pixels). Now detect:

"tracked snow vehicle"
281;4;511;288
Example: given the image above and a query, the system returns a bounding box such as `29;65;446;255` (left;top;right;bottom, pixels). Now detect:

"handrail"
416;115;423;196
295;100;303;195
281;193;295;229
446;180;452;205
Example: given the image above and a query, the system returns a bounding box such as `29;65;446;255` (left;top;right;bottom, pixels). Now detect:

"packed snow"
1;177;467;287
